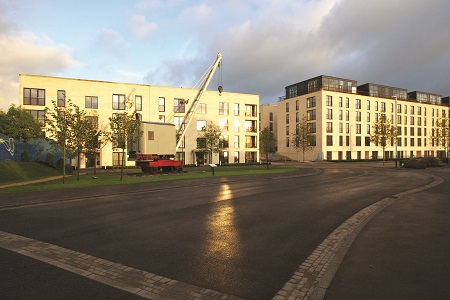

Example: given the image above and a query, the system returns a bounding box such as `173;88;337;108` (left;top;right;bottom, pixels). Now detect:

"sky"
1;0;450;110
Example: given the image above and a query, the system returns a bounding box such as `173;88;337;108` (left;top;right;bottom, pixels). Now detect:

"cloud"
95;29;130;58
0;8;78;110
128;14;157;40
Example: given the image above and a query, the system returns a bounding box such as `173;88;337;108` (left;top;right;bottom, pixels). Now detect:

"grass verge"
0;165;297;194
0;161;60;184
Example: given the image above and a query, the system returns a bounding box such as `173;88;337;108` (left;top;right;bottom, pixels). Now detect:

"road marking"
273;174;444;300
0;231;243;300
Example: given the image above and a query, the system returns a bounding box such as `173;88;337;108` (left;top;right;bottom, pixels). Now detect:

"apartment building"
19;74;259;168
269;75;450;161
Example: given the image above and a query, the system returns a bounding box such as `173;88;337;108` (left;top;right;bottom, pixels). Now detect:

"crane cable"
218;60;223;96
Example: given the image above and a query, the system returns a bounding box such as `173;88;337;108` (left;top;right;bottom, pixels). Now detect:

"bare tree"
370;114;397;165
291;115;315;162
109;98;142;181
259;126;276;169
432;116;450;163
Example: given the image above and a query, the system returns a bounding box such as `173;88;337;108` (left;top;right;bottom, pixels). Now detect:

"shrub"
21;151;30;162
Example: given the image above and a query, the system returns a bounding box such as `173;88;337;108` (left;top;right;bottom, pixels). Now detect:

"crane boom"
175;53;222;151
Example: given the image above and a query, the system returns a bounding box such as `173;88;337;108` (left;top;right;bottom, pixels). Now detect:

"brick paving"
0;230;243;300
273;174;443;300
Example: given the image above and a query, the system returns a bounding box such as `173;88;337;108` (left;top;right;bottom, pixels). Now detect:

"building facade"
267;75;450;162
19;74;260;168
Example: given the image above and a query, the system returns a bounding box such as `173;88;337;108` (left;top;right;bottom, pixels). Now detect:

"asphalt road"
0;163;446;299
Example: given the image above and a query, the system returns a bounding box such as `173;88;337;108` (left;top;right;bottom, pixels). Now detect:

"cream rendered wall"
276;89;446;161
19;74;259;167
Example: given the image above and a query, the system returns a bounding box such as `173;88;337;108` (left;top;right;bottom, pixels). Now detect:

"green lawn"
0;163;297;194
0;161;61;184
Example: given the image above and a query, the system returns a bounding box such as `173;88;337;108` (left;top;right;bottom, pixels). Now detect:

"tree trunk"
266;150;269;169
120;148;125;181
93;152;97;176
76;149;81;181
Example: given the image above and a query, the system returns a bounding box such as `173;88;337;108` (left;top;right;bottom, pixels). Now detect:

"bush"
21;151;30;162
401;157;442;169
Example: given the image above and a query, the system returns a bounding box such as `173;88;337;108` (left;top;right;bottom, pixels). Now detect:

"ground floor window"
234;151;240;163
112;152;124;166
245;151;256;163
219;151;229;165
326;151;332;161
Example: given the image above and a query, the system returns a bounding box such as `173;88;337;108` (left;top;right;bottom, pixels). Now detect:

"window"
356;136;361;146
326;109;333;120
286;138;290;147
219;118;228;131
410;127;415;136
367;124;371;134
339;122;343;133
367;112;371;122
410;106;414;114
365;136;371;146
307;122;316;133
286;102;289;112
339;110;343;120
356;111;361;122
234;136;239;148
326;95;332;106
112;94;126;110
269;112;273;121
286;114;289;124
339;136;343;146
112;152;125;166
339;97;343;107
410;116;414;125
85;96;98;109
410;138;415;146
381;102;386;112
356;124;361;134
234;103;239;116
326;122;333;133
135;95;142;111
197;103;207;114
367;100;370;110
174;98;185;113
307;97;316;108
355;99;361;109
234;151;240;163
326;135;333;146
286;125;289;135
57;90;65;107
346;136;350;147
346;98;349;108
346;123;350;134
221;136;229;148
148;131;155;140
159;97;165;112
174;116;184;131
375;101;379;111
296;112;299;123
197;120;207;131
397;115;402;124
418;117;422;126
346;110;349;121
234;119;240;132
85;116;98;128
397;104;401;113
307;110;316;120
219;102;229;115
296;100;299;110
26;110;45;123
23;88;45;106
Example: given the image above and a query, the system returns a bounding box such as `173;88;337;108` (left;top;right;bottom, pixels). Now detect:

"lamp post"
393;96;398;168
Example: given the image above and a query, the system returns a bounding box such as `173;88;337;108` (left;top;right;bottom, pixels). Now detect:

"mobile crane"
130;53;223;173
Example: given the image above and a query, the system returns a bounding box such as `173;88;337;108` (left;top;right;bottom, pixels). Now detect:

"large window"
234;136;239;148
219;118;229;131
158;97;165;112
174;98;185;113
326;95;332;106
326;109;333;120
85;96;98;109
219;102;229;115
57;90;65;107
326;135;333;146
26;110;45;123
307;110;316;121
135;95;142;111
23;88;45;106
234;119;240;132
234;103;239;116
197;120;207;131
326;122;333;133
112;94;126;110
307;96;316;108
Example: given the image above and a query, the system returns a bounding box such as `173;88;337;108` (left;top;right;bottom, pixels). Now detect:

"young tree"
46;99;76;183
291;115;315;162
370;114;397;165
197;123;222;164
109;98;142;181
84;116;110;176
433;116;450;163
0;105;42;140
259;126;276;169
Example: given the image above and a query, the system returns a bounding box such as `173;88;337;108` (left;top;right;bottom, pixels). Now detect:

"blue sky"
1;0;450;110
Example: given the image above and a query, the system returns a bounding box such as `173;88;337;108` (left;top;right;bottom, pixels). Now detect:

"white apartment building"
19;74;259;168
268;75;450;162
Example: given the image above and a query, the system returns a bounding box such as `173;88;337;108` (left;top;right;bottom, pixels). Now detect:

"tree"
84;115;110;176
109;98;142;181
259;126;276;169
46;99;76;183
370;114;396;165
0;105;42;140
197;123;222;164
291;115;315;162
433;116;450;163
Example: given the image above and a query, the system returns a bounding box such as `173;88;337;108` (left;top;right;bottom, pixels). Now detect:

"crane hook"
218;86;223;96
